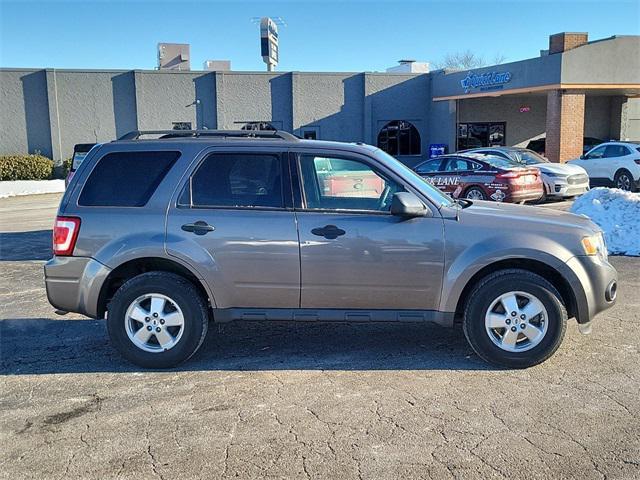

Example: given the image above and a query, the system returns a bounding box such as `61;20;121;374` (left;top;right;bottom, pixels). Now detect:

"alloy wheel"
484;291;548;352
124;293;185;353
466;189;485;200
617;174;631;191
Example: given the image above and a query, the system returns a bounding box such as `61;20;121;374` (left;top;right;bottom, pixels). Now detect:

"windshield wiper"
456;198;473;209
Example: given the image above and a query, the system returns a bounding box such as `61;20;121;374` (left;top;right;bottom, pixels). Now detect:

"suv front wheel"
107;272;209;368
463;269;567;368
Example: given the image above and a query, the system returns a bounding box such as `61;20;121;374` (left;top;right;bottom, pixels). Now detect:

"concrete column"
545;90;585;163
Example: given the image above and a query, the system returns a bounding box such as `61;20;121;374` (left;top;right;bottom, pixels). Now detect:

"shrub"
62;158;72;177
0;154;55;181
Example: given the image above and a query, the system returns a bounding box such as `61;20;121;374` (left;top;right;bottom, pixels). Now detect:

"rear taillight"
496;171;519;179
53;216;81;256
497;170;539;185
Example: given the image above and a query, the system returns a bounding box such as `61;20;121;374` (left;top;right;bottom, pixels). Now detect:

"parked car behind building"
527;137;605;157
464;147;590;201
413;153;543;203
65;143;97;187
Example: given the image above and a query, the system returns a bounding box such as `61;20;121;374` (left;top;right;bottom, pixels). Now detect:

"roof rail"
118;130;299;141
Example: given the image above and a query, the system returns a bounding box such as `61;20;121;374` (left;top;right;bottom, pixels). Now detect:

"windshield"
371;149;454;207
517;149;549;165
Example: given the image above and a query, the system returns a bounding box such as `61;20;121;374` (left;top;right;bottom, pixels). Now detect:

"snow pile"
0;180;65;199
570;187;640;256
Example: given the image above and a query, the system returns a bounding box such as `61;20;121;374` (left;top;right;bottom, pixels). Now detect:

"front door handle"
311;224;346;240
181;221;215;235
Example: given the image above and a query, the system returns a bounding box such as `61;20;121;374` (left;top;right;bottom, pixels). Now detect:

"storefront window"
378;120;421;156
457;122;506;150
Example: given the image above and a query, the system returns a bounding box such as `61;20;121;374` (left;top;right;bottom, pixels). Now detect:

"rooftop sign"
461;71;512;93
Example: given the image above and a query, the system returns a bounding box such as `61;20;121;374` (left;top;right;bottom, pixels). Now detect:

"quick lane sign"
461;71;512;93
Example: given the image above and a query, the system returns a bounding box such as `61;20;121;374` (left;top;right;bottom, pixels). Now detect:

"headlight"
581;232;608;260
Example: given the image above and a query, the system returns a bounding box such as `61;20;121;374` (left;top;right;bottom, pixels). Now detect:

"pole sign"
461;71;512;93
260;17;279;71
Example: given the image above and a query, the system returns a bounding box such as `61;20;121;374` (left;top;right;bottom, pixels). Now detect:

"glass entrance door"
457;122;506;150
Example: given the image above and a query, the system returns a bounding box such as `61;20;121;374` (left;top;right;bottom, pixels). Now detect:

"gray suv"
46;130;618;369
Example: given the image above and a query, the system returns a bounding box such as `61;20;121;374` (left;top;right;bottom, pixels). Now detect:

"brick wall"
545;90;585;162
549;33;588;54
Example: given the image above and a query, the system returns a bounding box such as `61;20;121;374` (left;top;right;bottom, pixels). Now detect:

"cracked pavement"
1;194;639;479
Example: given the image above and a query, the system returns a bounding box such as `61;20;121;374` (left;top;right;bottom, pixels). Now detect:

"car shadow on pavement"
0;318;495;374
0;230;51;261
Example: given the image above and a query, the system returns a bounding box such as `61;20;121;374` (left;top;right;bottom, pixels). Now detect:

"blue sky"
1;0;638;72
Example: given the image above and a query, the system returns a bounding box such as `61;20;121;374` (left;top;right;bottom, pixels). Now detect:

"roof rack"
118;130;299;141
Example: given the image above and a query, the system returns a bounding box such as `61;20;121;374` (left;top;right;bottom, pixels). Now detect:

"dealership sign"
461;71;512;93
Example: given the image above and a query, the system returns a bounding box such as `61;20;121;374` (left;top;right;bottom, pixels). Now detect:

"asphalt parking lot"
1;194;639;479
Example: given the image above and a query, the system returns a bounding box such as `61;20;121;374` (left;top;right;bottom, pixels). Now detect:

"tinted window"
377;120;421;156
79;151;180;207
415;159;442;174
186;153;283;208
300;155;403;212
604;145;630;158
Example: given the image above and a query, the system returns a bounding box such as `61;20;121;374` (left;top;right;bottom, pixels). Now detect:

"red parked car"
414;153;543;203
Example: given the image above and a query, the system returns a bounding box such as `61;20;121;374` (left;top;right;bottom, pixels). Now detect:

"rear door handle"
311;224;346;240
181;221;215;235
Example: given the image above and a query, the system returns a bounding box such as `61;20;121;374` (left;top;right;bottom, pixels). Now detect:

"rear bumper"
509;190;543;203
44;256;111;318
565;255;617;324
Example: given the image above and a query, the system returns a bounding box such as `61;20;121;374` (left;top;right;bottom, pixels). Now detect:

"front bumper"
544;178;590;198
44;256;112;318
565;255;617;324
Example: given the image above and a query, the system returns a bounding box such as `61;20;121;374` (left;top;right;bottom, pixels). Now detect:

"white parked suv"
466;147;590;200
568;142;640;192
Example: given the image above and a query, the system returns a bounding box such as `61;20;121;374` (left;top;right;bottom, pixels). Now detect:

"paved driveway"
1;194;639;479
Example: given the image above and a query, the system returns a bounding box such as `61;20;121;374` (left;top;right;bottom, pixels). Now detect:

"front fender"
439;233;586;316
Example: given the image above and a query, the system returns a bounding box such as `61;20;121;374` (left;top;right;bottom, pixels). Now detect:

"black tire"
614;169;634;192
107;272;209;368
536;187;548;204
464;186;487;200
462;269;567;368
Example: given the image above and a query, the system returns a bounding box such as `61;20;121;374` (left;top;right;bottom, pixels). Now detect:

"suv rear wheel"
107;272;209;368
614;169;634;191
463;269;567;368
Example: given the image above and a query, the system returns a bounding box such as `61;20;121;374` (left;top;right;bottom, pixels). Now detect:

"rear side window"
182;153;283;209
79;151;180;207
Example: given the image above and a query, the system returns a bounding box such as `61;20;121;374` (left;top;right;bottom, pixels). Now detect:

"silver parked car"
46;130;617;369
466;147;590;200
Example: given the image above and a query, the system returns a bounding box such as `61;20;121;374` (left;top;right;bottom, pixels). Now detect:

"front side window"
586;146;606;159
377;120;421;156
79;151;180;207
299;154;403;212
183;153;283;208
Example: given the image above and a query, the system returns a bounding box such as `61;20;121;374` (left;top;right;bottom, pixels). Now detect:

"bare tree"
433;50;506;71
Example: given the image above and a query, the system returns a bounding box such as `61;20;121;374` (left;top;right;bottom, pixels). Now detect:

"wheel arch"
452;258;578;324
462;184;488;199
97;257;212;319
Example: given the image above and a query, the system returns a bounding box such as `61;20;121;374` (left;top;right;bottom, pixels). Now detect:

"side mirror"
390;192;430;218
